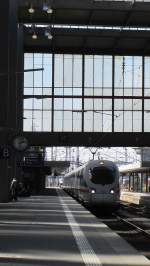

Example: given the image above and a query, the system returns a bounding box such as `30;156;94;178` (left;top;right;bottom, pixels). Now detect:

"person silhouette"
10;178;18;201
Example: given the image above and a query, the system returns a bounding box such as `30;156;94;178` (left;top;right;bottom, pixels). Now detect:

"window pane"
144;112;150;132
144;57;150;96
133;112;142;132
114;100;123;110
43;99;51;110
124;99;132;110
73;99;82;110
24;72;33;87
104;56;112;88
114;56;142;97
54;87;63;95
64;111;72;131
64;55;72;87
23;119;32;131
64;99;72;110
85;55;93;87
73;112;82;132
73;87;82;96
84;99;93;110
34;88;42;95
103;99;112;110
94;112;102;132
34;71;42;87
94;87;103;96
94;99;102;110
24;99;33;109
124;56;132;88
54;98;63;110
84;112;93;132
43;88;52;95
114;111;123;132
54;55;63;87
64;87;72;96
85;88;93;96
43;111;51;131
33;99;42;109
115;56;123;89
24;88;33;95
73;55;82;87
145;99;150;110
24;53;33;69
33;111;42;131
43;54;52;87
133;99;142;110
23;111;32;131
54;111;63;131
94;55;102;87
124;111;132;132
103;112;112;132
34;54;42;87
134;57;142;89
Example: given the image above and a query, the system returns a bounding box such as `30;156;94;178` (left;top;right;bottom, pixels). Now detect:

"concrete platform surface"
0;188;149;266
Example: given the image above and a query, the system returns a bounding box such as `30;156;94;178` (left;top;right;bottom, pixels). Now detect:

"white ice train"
63;160;120;209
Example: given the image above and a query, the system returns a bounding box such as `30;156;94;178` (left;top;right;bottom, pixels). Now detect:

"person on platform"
10;178;18;201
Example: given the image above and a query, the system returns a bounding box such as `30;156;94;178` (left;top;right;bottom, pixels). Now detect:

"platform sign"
0;146;10;159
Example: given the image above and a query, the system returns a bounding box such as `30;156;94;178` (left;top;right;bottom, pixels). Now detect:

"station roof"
19;1;150;55
120;166;150;174
24;26;150;55
23;132;150;147
19;0;150;28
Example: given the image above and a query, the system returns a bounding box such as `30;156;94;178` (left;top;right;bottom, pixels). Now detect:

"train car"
63;160;120;210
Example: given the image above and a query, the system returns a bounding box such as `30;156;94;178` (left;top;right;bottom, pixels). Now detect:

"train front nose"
88;164;119;208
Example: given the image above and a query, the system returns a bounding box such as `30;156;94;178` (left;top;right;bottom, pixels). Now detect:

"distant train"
63;160;120;210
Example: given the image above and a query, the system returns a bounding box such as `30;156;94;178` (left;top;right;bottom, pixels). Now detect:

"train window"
80;178;87;187
90;166;115;185
89;169;92;179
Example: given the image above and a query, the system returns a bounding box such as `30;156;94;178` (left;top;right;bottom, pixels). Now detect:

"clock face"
13;136;28;151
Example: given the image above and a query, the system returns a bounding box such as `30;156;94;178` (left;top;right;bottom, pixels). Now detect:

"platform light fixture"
47;31;53;39
32;32;38;39
28;4;35;14
31;24;38;39
45;27;53;39
110;189;115;194
47;7;53;14
43;2;53;14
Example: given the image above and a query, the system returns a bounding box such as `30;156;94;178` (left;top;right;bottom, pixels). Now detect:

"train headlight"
110;189;115;194
91;189;96;194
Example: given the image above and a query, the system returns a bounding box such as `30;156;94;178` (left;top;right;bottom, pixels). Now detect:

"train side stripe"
59;192;102;266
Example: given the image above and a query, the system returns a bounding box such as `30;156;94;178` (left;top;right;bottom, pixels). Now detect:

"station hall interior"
2;0;150;201
1;0;150;265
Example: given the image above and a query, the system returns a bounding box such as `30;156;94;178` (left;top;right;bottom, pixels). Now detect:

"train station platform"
0;188;149;266
120;192;150;207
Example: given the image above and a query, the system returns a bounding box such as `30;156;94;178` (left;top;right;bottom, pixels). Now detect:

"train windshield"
90;166;115;185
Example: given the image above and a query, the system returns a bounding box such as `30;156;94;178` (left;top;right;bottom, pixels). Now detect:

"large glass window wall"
23;53;150;133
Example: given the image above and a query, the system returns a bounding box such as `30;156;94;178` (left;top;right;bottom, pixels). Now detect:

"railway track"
114;214;150;238
95;207;150;260
120;202;150;217
88;204;150;260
